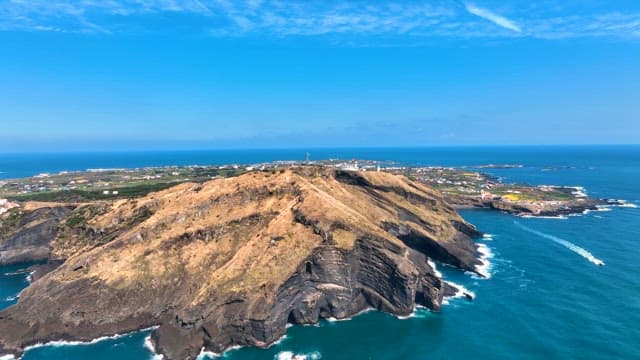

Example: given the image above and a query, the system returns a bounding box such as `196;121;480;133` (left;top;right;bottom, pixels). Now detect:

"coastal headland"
0;161;621;359
0;166;481;359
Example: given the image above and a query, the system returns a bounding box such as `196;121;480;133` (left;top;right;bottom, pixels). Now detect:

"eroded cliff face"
0;167;481;359
0;205;75;266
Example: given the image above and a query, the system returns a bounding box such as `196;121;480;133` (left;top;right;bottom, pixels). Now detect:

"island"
0;161;621;359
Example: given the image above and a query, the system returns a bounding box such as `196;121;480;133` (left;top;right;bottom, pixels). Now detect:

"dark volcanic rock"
0;168;481;359
445;193;611;218
152;237;451;359
0;206;75;266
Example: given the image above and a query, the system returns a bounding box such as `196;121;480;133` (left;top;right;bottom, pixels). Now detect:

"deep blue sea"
1;146;639;360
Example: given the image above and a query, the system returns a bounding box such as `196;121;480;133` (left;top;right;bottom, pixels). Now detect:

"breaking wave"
21;327;159;352
474;243;493;279
482;234;494;241
275;351;322;360
197;333;289;359
520;214;568;220
514;221;604;266
197;349;221;359
427;258;442;278
443;281;475;305
197;345;244;359
2;271;27;276
144;336;164;360
326;307;373;322
616;201;638;208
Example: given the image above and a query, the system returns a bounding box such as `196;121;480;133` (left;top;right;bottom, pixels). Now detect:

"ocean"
1;146;639;360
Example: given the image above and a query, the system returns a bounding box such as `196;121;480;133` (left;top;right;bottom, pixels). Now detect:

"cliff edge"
0;167;482;359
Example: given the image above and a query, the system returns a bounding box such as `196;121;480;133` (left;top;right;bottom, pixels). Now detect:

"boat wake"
514;221;605;266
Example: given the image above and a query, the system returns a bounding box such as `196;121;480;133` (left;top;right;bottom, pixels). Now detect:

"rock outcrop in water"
0;167;481;359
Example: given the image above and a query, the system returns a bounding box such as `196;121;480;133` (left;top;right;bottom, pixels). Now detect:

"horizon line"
1;143;639;155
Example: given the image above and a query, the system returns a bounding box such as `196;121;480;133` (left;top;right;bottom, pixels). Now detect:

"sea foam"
196;349;221;359
2;270;28;276
22;326;159;352
4;270;36;282
569;186;588;198
514;221;605;266
427;258;443;278
199;338;293;359
617;201;638;208
395;304;433;320
443;281;476;305
474;244;494;279
326;307;374;323
426;259;476;303
267;334;289;348
520;214;568;220
197;344;246;359
144;336;164;360
275;351;322;360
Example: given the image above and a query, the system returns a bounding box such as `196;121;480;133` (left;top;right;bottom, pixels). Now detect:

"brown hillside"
0;167;481;360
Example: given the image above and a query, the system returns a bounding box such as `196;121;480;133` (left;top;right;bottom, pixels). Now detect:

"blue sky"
1;0;639;151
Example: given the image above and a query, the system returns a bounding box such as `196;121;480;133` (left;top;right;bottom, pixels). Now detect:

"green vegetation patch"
7;182;180;203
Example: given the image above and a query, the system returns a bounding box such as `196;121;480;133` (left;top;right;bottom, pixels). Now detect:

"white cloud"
465;3;521;32
1;0;639;41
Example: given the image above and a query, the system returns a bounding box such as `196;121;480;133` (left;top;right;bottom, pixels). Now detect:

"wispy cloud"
0;1;639;41
464;3;521;32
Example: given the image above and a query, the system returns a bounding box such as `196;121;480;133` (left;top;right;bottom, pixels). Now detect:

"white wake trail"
514;221;605;266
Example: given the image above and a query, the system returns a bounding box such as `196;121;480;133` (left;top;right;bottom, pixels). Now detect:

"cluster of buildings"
411;167;498;195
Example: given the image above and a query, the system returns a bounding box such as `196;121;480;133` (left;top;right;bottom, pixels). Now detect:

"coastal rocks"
445;193;612;218
152;238;452;359
0;168;482;359
0;205;75;266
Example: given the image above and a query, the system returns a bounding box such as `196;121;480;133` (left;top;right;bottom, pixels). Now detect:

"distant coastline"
2;144;640;180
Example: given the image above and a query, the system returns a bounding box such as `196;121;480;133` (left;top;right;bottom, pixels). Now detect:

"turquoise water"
1;146;639;359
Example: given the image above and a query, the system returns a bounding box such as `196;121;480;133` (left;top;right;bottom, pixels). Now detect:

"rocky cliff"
0;167;482;359
0;205;75;266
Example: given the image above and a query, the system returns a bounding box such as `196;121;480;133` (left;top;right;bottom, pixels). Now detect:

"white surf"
275;351;322;360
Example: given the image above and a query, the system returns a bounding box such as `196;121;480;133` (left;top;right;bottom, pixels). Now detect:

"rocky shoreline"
0;205;76;266
0;162;623;359
446;194;622;218
0;168;483;359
